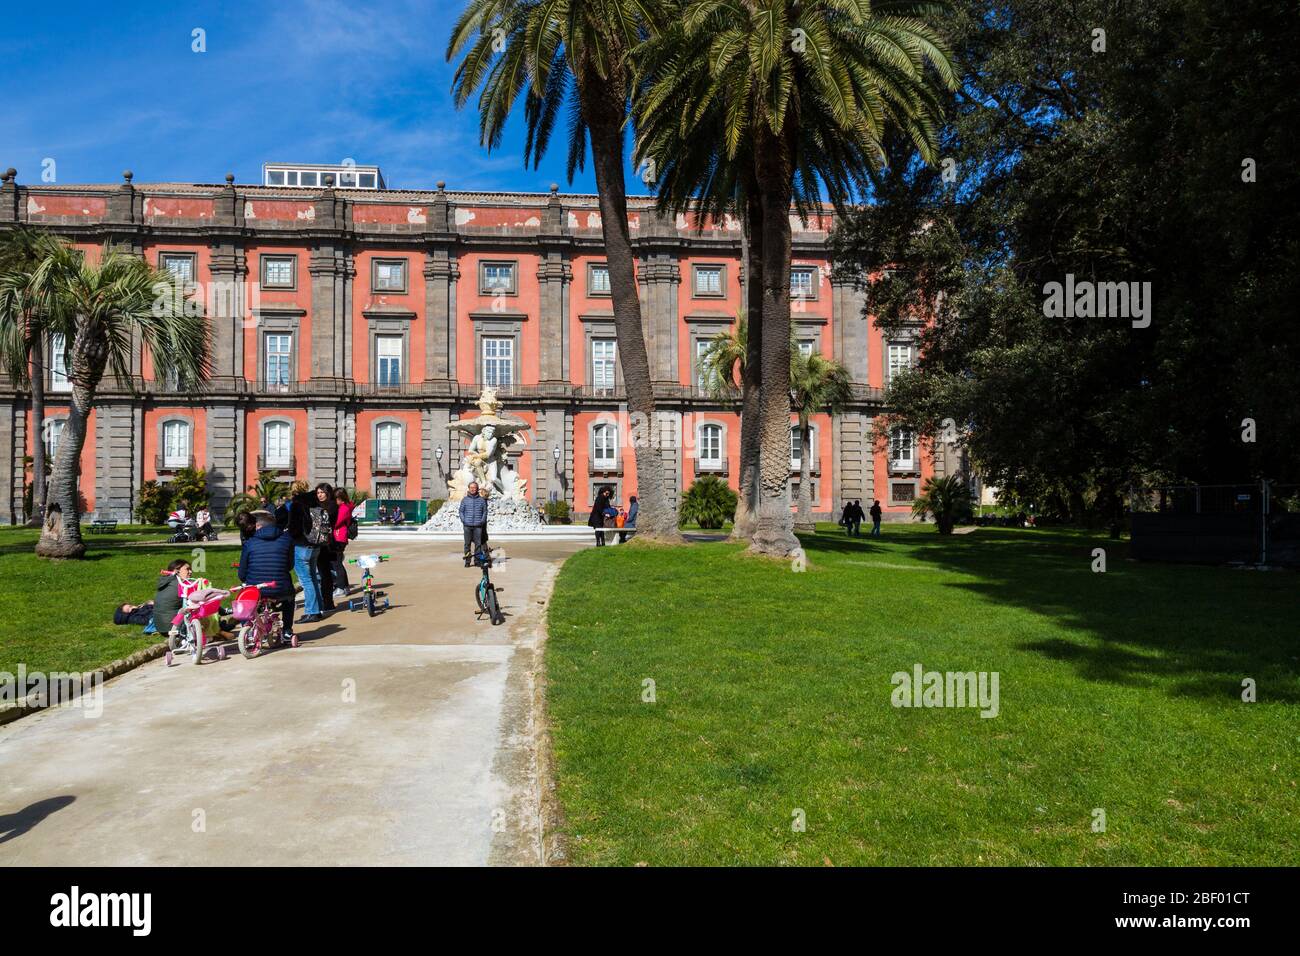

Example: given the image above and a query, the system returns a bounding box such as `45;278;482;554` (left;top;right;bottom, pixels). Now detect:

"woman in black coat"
589;487;613;547
312;483;339;610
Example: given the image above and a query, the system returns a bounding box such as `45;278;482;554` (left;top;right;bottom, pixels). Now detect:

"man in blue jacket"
237;509;297;639
459;482;489;567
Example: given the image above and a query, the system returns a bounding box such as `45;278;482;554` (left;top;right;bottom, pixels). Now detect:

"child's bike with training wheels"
166;585;233;666
229;581;298;658
347;553;391;616
473;546;506;626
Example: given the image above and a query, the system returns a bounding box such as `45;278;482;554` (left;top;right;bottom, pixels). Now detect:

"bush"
136;480;172;524
679;475;738;530
544;499;571;524
427;498;446;515
169;467;208;511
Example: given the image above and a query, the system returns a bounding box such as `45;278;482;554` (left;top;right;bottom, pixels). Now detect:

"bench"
87;519;118;534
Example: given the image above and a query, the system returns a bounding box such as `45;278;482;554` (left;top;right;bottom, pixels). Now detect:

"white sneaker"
332;588;347;598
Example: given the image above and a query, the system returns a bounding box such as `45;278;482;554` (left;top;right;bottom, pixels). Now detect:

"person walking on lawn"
869;499;883;537
460;481;488;567
238;509;297;642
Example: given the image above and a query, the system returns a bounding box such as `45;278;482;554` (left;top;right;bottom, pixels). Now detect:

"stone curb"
0;640;169;727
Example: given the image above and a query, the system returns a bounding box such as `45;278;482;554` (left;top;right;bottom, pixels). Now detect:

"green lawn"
544;524;1300;865
0;526;244;676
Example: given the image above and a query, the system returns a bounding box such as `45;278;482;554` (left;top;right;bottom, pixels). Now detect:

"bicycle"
230;580;298;658
472;546;505;626
347;553;391;616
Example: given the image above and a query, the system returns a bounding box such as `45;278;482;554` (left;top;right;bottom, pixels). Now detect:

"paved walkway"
0;540;584;865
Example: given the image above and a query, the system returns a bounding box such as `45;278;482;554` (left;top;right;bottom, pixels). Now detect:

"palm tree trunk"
733;184;763;540
36;377;89;559
794;420;815;532
28;334;46;526
578;67;680;542
749;124;800;558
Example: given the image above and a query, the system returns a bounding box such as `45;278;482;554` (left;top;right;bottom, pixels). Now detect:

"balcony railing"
693;456;730;478
155;454;195;474
371;456;408;476
588;458;623;477
789;459;821;477
256;455;297;476
889;459;919;477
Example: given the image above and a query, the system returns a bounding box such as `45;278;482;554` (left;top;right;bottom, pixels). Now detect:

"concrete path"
0;539;584;865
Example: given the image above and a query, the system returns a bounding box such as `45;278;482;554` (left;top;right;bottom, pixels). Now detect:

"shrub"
427;498;446;516
136;480;172;524
911;475;974;534
679;475;738;530
169;467;209;511
544;499;571;524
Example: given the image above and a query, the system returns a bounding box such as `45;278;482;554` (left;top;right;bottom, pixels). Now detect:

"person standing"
331;488;354;597
589;487;612;546
289;489;326;624
619;494;638;544
839;501;853;535
460;481;489;567
849;500;864;536
869;499;883;537
238;509;297;642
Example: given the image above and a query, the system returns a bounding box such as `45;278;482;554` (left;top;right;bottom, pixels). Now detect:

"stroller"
167;515;219;543
165;580;234;666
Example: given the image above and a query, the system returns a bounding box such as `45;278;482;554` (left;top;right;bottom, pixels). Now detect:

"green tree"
33;241;210;558
636;0;957;556
169;467;208;510
790;348;851;532
447;0;681;542
911;474;971;534
697;312;758;537
135;480;172;525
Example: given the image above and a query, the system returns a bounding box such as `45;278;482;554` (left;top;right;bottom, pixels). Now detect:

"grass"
0;526;243;676
544;524;1300;865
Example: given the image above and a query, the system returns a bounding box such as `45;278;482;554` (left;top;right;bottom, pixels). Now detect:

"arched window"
376;422;403;466
593;422;617;469
891;428;916;470
263;421;292;468
698;424;722;469
162;420;191;468
43;419;65;462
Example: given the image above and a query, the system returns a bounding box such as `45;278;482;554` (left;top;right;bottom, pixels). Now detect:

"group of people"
589;488;637;546
376;503;405;525
839;498;883;537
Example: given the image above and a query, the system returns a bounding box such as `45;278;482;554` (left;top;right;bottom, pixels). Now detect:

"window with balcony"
372;258;408;293
593;423;618;470
591;338;616;391
483;336;514;387
49;333;70;392
695;338;714;389
264;333;292;387
43;418;64;462
263;421;292;470
888;343;914;382
376;422;404;467
698;424;723;469
891;428;916;471
376;335;403;386
261;255;296;289
789;425;817;471
162;421;191;469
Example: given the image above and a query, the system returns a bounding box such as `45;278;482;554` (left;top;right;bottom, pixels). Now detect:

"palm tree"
0;228;66;525
790;348;851;531
447;0;681;542
911;473;972;534
635;0;957;556
697;312;761;536
34;241;210;558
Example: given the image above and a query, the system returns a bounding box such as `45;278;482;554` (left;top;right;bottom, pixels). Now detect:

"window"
376;335;403;386
593;423;618;470
693;264;724;297
483;336;514;386
372;259;407;293
791;479;818;502
358;172;377;189
299;171;319;187
263;421;292;468
160;253;196;283
264;333;292;386
43;419;64;462
791;266;817;299
589;263;611;296
376;422;403;466
480;261;517;295
789;427;803;470
337;169;357;188
797;338;815;358
266;169;285;186
698;424;722;468
696;338;714;389
892;482;916;502
49;333;70;392
261;256;296;289
374;481;402;501
591;339;616;390
888;344;914;382
891;428;916;471
163;421;191;468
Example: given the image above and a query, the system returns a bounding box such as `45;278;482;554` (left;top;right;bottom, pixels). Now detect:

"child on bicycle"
237;509;297;640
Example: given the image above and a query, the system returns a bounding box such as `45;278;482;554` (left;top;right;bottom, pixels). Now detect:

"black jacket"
238;523;296;599
153;574;183;633
869;503;883;520
589;495;612;528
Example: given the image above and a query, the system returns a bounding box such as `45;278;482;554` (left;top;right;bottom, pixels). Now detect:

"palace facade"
0;167;943;524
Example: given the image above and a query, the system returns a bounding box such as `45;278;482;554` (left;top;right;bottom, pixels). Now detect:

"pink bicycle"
165;586;232;666
231;581;298;659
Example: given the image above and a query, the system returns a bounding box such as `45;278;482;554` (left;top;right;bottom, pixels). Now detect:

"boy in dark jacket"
238;509;298;638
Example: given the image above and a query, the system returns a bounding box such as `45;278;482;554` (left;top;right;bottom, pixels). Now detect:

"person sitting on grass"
114;601;157;635
153;558;233;641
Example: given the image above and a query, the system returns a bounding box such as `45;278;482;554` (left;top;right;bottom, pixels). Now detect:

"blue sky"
0;0;637;194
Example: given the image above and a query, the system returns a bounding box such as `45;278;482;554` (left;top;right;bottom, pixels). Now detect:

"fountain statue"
421;387;547;532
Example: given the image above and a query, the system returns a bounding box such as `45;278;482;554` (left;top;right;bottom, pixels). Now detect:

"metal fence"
1130;481;1300;567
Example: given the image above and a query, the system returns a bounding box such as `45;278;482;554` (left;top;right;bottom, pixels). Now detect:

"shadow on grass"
801;527;1299;702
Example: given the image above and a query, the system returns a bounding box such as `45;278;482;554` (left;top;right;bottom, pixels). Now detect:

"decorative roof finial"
225;172;235;184
123;170;133;184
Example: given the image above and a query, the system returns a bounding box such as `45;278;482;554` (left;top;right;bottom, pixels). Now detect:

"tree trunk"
36;378;90;559
577;67;681;542
733;184;763;540
794;419;815;532
748;123;800;558
28;334;46;526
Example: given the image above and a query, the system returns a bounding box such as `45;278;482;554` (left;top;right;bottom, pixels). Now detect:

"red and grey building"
0;164;944;524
